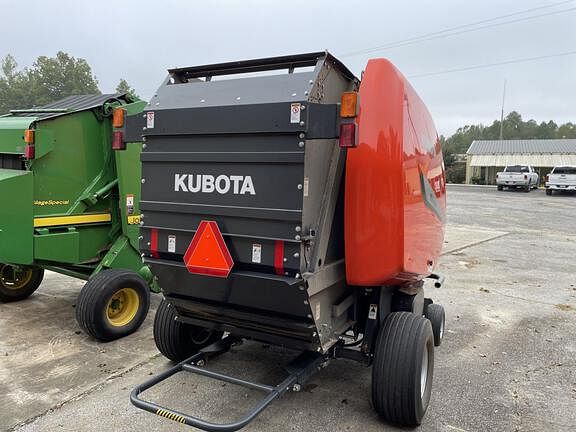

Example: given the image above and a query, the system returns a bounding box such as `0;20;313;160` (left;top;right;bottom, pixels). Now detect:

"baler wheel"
0;264;44;303
425;304;445;347
154;299;223;362
371;312;434;426
76;269;150;341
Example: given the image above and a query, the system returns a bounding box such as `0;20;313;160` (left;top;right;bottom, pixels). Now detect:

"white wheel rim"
420;347;429;398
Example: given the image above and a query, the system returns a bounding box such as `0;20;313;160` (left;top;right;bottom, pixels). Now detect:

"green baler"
0;94;159;341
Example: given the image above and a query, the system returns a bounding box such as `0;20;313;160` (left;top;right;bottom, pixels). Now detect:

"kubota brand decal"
174;174;256;195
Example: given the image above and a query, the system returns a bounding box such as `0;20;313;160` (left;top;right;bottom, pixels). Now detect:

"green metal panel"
0;117;35;154
34;229;80;263
0;169;33;264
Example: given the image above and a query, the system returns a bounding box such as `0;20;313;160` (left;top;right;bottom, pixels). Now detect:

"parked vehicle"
0;95;159;341
496;165;539;192
546;166;576;195
130;52;447;430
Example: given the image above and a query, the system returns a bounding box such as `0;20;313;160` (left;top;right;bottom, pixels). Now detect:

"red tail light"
546;174;549;182
524;174;528;180
112;131;125;150
339;123;357;148
24;145;35;159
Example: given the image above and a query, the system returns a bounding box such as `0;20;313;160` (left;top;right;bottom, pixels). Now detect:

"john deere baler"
0;94;159;341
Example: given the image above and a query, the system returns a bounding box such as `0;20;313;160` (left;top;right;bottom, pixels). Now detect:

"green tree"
0;52;100;114
115;79;140;100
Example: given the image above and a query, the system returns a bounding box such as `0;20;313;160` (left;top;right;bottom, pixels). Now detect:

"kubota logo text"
174;174;256;195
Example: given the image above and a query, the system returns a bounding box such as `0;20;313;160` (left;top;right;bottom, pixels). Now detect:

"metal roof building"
465;139;576;184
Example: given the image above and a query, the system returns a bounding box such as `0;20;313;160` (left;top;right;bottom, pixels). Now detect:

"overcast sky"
1;0;575;135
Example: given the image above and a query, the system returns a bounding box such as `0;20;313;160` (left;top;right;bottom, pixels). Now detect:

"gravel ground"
2;185;575;432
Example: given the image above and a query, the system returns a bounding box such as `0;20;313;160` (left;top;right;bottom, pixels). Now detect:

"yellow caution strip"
155;408;186;424
34;213;112;228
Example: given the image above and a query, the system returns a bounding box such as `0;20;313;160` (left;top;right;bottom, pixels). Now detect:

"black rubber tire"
426;304;445;347
524;183;531;192
372;312;434;426
154;298;223;362
497;185;503;191
76;269;150;342
0;264;44;303
546;189;552;196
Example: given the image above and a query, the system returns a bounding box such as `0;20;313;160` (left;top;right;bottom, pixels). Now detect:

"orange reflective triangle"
183;221;234;278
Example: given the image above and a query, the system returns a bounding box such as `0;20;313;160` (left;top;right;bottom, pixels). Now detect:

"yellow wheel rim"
0;265;33;290
106;287;140;327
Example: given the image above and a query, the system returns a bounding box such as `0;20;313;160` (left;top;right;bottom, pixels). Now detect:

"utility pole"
499;79;507;140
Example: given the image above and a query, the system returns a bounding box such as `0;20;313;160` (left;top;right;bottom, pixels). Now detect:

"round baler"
130;52;447;429
0;95;159;340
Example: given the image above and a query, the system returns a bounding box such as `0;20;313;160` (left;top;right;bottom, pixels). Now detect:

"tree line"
2;52;573;183
0;51;139;114
441;111;576;183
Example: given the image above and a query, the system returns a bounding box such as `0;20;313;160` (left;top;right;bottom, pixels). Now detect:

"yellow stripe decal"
155;409;185;424
156;409;186;424
34;213;112;228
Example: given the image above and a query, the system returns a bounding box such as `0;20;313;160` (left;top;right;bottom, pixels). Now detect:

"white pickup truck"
496;165;539;192
545;166;576;195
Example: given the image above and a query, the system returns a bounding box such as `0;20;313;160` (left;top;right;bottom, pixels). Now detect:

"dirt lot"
1;185;575;432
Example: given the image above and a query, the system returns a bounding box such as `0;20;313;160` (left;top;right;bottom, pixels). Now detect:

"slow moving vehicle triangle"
183;221;234;277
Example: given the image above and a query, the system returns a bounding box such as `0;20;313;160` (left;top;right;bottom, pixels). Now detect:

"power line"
341;1;575;57
408;50;576;78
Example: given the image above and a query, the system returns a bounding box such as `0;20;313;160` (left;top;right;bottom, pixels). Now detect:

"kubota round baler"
130;51;447;430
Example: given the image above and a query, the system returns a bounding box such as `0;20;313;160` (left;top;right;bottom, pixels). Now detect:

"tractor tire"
76;269;150;342
154;298;223;362
497;185;503;191
546;189;552;196
372;312;434;426
0;264;44;303
425;304;445;347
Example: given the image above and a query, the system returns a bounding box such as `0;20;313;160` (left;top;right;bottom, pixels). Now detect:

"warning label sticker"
146;112;155;129
168;235;176;253
290;103;301;124
303;177;309;197
126;194;134;215
368;304;378;320
252;244;262;263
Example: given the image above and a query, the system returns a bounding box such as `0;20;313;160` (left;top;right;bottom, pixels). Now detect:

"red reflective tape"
274;240;285;276
150;228;160;259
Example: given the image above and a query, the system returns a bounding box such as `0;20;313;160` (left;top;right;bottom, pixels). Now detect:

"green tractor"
0;94;158;341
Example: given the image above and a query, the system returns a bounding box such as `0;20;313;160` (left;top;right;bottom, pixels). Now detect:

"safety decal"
146;111;155;129
126;194;134;215
290;103;301;124
168;235;176;253
303;177;309;197
252;243;262;263
368;304;378;320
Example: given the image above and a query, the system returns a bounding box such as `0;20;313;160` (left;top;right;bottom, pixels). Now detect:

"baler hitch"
130;336;326;432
